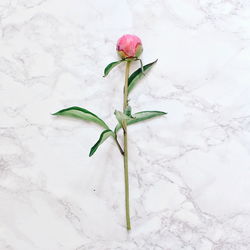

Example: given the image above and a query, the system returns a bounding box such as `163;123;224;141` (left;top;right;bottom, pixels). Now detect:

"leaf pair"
53;106;166;157
103;59;158;94
52;107;113;157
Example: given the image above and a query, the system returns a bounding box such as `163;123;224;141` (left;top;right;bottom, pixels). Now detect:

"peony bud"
116;34;143;59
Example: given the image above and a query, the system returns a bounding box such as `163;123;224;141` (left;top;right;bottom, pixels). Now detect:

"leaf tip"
150;59;158;65
158;111;167;116
89;148;95;157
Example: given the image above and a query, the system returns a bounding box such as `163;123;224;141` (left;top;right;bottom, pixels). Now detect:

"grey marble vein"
1;0;250;249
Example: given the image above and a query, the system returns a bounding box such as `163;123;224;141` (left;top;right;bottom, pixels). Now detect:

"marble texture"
1;0;250;249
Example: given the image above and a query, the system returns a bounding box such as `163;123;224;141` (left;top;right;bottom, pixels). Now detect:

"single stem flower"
52;34;167;231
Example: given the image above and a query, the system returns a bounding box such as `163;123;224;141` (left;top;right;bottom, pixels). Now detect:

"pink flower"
116;34;143;59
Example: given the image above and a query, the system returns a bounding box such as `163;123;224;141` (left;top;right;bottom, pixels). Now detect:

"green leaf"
52;106;109;129
103;60;124;77
128;59;158;93
89;129;114;157
115;110;166;133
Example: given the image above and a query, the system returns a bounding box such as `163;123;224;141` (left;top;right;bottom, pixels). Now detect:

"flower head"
117;34;143;59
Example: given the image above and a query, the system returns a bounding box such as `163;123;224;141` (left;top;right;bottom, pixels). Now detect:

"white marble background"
1;0;250;249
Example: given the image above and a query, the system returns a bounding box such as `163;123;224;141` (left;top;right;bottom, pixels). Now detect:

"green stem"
114;135;124;155
123;61;131;230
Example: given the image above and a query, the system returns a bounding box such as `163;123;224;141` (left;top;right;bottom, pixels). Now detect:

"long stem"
123;61;131;230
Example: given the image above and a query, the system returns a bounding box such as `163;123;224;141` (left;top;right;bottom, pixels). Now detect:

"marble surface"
1;0;250;249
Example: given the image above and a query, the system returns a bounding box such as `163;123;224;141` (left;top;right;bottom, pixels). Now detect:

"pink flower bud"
116;34;143;59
